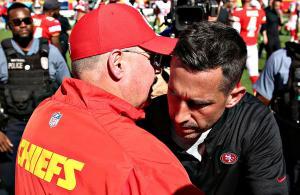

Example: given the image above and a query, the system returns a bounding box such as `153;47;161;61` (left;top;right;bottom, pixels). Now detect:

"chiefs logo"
220;152;238;165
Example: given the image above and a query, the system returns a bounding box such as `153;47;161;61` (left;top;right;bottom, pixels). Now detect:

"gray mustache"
181;122;199;129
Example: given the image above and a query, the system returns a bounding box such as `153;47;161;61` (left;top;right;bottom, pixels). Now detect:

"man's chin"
13;35;33;46
177;129;201;140
183;132;201;140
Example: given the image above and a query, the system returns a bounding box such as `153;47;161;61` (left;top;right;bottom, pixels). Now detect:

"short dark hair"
173;21;247;95
272;0;282;4
7;2;31;20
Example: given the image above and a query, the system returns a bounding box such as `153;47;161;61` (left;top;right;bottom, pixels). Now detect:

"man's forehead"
168;82;218;105
9;8;30;17
169;63;224;96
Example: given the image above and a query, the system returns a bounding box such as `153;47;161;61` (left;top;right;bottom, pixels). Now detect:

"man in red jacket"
15;3;203;195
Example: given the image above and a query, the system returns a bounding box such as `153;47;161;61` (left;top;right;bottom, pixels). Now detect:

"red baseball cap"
69;3;177;61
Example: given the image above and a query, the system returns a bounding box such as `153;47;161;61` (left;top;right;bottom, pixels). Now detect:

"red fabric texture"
15;78;203;195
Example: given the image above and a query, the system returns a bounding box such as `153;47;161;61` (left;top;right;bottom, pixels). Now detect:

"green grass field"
0;29;12;40
0;28;291;93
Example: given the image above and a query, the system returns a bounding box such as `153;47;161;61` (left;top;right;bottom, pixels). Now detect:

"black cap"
43;0;60;10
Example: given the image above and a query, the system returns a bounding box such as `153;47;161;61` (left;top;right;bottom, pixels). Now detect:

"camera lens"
175;6;206;31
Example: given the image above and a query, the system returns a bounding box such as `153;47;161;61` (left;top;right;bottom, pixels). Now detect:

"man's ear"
225;86;246;108
107;49;123;80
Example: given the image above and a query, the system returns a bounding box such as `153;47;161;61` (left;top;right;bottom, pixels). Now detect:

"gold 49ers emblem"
17;139;85;191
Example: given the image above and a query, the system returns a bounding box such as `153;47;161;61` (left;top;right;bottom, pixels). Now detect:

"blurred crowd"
0;0;299;51
0;0;299;37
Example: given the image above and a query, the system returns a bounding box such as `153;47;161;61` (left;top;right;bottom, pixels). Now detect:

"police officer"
0;3;70;195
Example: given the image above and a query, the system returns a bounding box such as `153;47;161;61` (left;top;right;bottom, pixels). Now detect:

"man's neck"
44;11;52;17
243;2;251;8
14;38;33;52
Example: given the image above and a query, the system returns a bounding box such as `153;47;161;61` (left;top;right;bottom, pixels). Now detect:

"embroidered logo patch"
49;112;63;128
220;152;238;165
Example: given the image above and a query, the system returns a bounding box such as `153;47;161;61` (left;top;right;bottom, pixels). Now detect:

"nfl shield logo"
49;112;63;128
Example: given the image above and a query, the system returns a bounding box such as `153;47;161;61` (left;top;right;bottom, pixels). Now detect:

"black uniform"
263;6;282;58
141;93;289;195
57;15;71;59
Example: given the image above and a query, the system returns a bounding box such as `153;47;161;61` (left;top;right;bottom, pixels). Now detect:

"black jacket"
141;93;289;195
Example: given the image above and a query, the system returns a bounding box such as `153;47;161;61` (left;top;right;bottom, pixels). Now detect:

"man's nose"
174;101;191;125
19;21;27;27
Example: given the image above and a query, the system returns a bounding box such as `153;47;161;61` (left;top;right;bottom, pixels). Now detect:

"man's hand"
263;30;268;45
0;131;13;153
51;34;62;52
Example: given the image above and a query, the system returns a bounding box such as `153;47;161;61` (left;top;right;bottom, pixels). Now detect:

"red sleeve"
46;17;62;35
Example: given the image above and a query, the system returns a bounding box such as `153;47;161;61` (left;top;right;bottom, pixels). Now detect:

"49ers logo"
220;152;238;165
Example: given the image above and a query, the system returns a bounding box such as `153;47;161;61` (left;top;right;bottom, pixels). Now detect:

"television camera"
165;0;219;33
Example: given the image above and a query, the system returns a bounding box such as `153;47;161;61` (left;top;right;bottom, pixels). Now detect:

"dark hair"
7;2;31;20
173;21;247;95
272;0;282;5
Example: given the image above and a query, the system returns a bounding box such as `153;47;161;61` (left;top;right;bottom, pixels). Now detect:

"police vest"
0;38;59;120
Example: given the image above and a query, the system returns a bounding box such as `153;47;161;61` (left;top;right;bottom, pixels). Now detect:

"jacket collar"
53;78;145;121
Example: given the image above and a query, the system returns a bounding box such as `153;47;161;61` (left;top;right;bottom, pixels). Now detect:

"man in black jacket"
141;21;288;195
262;0;283;58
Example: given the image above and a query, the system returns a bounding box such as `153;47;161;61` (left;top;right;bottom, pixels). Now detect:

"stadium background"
0;14;291;94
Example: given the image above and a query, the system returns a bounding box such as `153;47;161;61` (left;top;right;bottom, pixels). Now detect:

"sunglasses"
122;50;163;73
10;17;33;26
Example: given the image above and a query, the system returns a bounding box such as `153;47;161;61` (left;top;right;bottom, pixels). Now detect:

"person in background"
152;0;171;32
230;0;266;90
0;3;70;195
74;0;89;22
285;1;299;42
32;0;62;51
0;1;7;30
47;0;71;59
47;0;72;60
262;0;283;58
217;0;230;25
15;3;204;195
